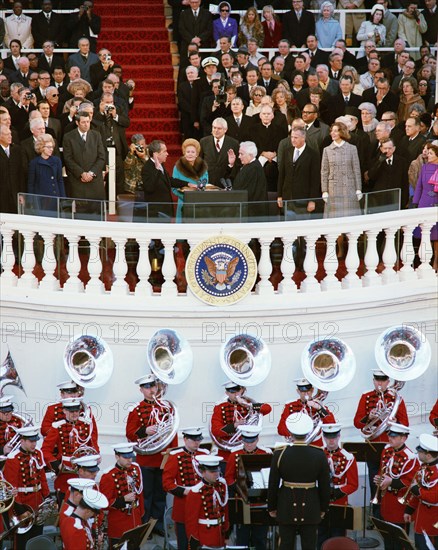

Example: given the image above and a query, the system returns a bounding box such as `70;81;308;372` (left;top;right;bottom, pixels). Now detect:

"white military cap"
134;374;157;386
237;425;262;439
16;426;40;441
201;56;219;68
196;455;223;469
417;434;438;453
322;423;342;437
71;454;101;471
285;412;314;436
372;369;389;378
113;443;135;457
222;379;242;390
57;380;79;391
61;398;82;410
182;427;204;439
68;478;96;491
0;395;14;411
294;378;313;389
81;488;109;511
387;422;410;435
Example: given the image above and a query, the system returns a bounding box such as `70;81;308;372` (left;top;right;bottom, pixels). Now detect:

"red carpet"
96;0;182;157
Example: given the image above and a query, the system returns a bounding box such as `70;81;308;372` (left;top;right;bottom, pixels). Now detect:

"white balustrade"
63;234;84;293
38;232;59;291
16;231;38;289
417;222;435;280
399;225;417;282
84;236;104;294
255;238;275;296
321;233;341;291
342;231;361;289
111;237;129;295
160;239;178;297
278;237;297;294
381;227;398;285
0;229;18;288
135;238;153;297
362;229;381;287
300;234;321;293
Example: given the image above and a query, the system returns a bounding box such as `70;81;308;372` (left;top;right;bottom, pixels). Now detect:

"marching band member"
429;399;438;432
60;487;108;550
42;398;99;504
3;426;51;550
268;412;331;550
318;423;358;545
404;434;438;550
125;374;178;537
374;423;418;549
210;380;272;463
224;424;272;550
99;442;144;550
59;478;96;527
41;380;98;438
71;454;101;481
353;369;409;503
277;378;336;447
0;395;25;459
185;455;229;550
162;427;209;550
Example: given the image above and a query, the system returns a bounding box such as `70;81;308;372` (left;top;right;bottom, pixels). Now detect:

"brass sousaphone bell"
64;335;114;389
220;333;271;386
0;347;26;397
148;329;193;385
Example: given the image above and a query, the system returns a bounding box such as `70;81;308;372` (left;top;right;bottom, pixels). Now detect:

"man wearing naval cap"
404;434;438;550
374;422;418;549
100;442;144;547
162;427;209;550
3;426;51;549
224;425;272;550
268;413;330;550
59;477;96;528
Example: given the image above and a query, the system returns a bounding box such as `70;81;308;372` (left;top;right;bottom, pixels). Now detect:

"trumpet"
5;412;34;455
397;475;418;506
371;463;388;505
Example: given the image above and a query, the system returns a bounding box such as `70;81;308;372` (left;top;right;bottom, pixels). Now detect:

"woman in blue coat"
27;134;65;215
213;2;238;47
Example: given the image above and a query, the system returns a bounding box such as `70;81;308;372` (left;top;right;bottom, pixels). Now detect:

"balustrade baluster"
0;229;18;287
417;222;435;279
300;234;320;292
362;229;381;287
16;230;38;289
160;239;177;296
341;232;361;289
381;227;398;285
399;225;417;282
135;238;153;296
85;237;104;294
278;237;297;294
39;232;59;291
63;234;84;292
255;238;275;295
321;233;341;291
111;237;129;295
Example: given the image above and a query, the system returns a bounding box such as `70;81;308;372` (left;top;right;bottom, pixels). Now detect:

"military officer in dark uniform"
268;412;331;550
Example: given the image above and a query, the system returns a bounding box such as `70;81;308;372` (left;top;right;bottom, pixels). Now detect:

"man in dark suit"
367;138;409;211
225;97;254;143
0;126;25;214
31;0;64;47
334;39;357;68
363;77;399;120
257;62;277;95
177;65;199;139
326;76;362;125
89;49;115;90
178;0;212;55
306;35;329;68
37;41;65;74
301;103;329;154
9;88;36;138
328;52;343;80
9;58;31;87
282;0;315;48
268;413;330;550
66;38;99;84
62;112;106;210
66;1;101;51
399;117;426;164
200;117;239;187
141;140;186;220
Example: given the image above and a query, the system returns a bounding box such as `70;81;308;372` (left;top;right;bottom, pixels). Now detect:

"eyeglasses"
50;93;59;97
419;82;428;86
29;78;38;81
253;93;263;97
302;110;316;114
220;8;229;11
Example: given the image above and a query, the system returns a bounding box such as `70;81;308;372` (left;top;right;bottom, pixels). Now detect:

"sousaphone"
148;329;193;385
220;333;271;386
64;335;113;389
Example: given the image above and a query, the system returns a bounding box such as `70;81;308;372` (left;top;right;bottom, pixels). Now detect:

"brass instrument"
0;349;26;397
0;478;15;514
134;397;180;455
34;497;58;526
371;463;388;505
301;338;356;444
397;471;420;506
362;325;431;441
209;334;271;452
6;411;34;455
64;335;113;389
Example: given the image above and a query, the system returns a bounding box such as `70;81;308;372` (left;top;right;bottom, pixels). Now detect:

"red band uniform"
185;455;229;550
429;399;438;431
59;478;96;528
0;395;24;459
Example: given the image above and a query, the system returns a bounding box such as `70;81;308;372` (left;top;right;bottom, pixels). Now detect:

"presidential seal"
186;236;257;306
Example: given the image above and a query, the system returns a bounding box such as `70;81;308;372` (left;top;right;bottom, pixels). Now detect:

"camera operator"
398;2;427;59
67;0;101;52
94;92;129;194
90;48;115;90
10;88;36;136
124;134;148;198
200;79;236;137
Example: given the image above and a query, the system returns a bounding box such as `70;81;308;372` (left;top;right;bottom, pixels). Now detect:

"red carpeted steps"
96;0;181;157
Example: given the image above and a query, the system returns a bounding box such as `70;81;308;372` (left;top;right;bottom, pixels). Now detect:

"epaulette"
73;517;84;530
52;420;66;429
340;448;355;461
259;445;273;454
170;447;184;455
100;464;116;475
404;448;417;460
232;444;244;453
197;448;210;455
190;481;204;493
6;448;21;459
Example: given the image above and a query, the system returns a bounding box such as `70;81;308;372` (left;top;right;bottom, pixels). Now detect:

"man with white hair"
200;117;239;187
177;65;199;139
227;140;268;219
316;64;339;96
21;116;60;179
10;56;30;86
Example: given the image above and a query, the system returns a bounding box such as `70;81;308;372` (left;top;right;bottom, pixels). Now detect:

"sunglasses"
221;8;229;11
253;93;263;97
51;93;59;97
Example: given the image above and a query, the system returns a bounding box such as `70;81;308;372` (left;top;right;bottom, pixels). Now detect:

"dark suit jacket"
305;120;330;154
66;52;99;84
67;12;101;50
62;128;106;200
178;7;212;52
282;9;315;47
367;153;409;209
0;144;25;214
307;48;329;68
89;62;114;90
225;115;254;143
37;53;65;73
252;117;289;155
326;92;362;124
9;70;31;87
257;78;277;95
31;11;64;47
3;57;20;72
362;88;400;120
295;87;331;111
200;134;239;187
278;143;321;201
399;133;426;164
141;159;185;219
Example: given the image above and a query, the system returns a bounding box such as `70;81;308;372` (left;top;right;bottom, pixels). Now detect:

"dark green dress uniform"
267;441;331;550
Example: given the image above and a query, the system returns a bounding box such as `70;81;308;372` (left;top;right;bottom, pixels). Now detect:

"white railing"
1;208;436;304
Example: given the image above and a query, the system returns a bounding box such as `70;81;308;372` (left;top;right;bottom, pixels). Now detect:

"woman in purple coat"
412;141;438;270
28;134;65;215
213;2;238;47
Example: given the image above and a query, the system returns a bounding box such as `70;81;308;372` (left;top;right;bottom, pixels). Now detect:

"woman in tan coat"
397;78;425;122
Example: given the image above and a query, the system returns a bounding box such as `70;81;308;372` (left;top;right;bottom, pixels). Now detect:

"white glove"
356;190;363;201
322;192;329;203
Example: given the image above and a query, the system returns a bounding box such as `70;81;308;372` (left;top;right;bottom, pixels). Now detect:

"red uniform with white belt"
324;447;358;505
379;443;419;523
125;399;178;467
99;461;144;539
162;446;209;523
185;477;229;549
41;419;99;494
0;414;24;456
278;400;336;447
405;461;438;538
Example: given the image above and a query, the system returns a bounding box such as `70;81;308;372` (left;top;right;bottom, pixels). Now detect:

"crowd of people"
0;371;436;549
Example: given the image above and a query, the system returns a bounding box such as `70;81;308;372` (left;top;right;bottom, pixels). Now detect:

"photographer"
124;134;148;198
200;79;236;137
67;1;101;52
398;2;428;60
90;49;115;90
10;88;36;136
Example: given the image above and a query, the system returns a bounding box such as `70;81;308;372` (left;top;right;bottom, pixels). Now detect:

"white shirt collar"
295;144;306;155
215;135;225;147
333;140;345;147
